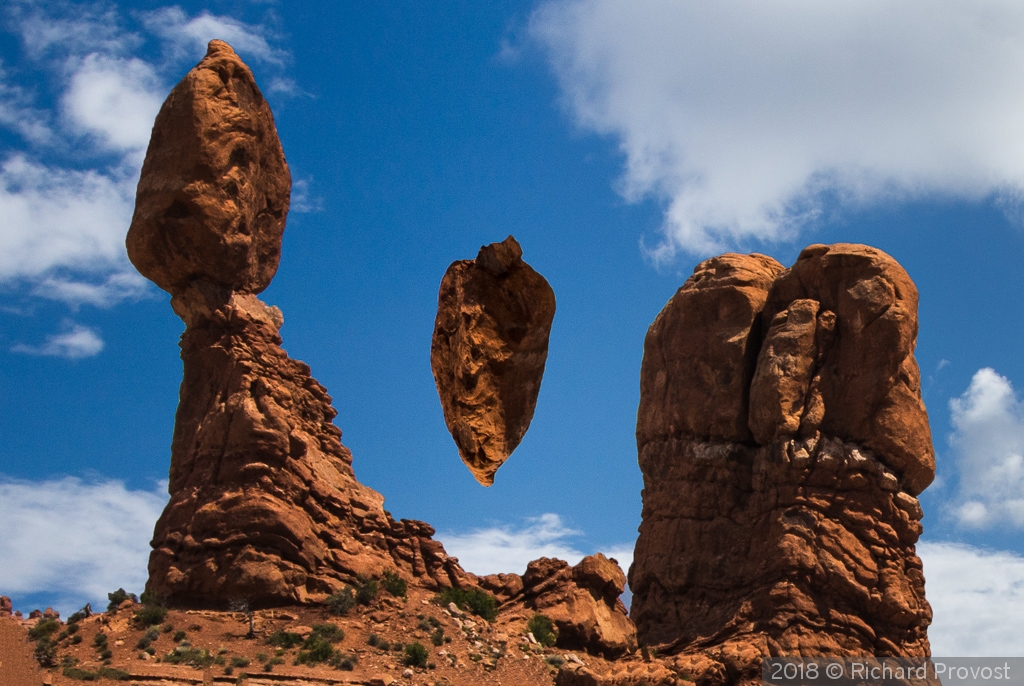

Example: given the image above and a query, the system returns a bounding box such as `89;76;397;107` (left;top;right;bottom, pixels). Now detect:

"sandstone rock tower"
431;236;556;486
630;245;933;680
128;40;466;606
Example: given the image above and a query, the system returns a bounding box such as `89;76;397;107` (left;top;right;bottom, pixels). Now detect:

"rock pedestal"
129;41;468;606
630;245;934;681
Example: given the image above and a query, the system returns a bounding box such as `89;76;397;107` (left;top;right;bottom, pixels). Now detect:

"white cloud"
948;368;1024;528
62;53;163;156
141;7;285;66
0;476;167;615
531;0;1024;257
11;321;104;358
436;513;632;578
31;272;151;308
920;541;1024;656
0;154;136;283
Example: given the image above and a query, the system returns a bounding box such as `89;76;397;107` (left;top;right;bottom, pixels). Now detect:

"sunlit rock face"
430;235;556;486
130;41;469;607
631;245;934;683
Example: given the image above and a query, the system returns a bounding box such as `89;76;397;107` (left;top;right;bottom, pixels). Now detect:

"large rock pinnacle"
130;41;468;606
430;236;556;486
630;244;934;683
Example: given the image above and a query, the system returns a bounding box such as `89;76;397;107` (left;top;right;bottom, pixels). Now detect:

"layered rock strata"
129;41;469;606
631;245;934;679
431;236;556;486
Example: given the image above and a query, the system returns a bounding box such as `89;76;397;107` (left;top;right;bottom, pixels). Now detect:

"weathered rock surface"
631;245;934;674
431;236;556;486
132;41;470;607
127;40;289;296
480;554;636;657
0;596;11;617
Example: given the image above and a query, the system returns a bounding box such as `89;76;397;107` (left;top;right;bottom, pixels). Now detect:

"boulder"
431;236;556;485
0;596;11;617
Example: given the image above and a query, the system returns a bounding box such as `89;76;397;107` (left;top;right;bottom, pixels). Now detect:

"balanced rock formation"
129;41;469;606
431;236;556;485
631;245;934;681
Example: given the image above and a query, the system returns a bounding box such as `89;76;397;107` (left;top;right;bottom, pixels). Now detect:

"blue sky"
1;0;1024;656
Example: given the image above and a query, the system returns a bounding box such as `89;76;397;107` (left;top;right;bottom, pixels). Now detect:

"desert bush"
309;623;345;643
403;642;429;668
434;587;498;621
333;653;357;670
173;630;187;642
528;614;558;647
134;603;167;628
355;576;379;605
231;656;250;668
382;570;407;598
62;666;97;680
547;655;566;667
96;667;129;680
34;637;58;667
325;587;356;616
28;619;61;640
93;633;107;648
265;630;303;649
430;627;445;646
106;588;137;611
163;645;215;668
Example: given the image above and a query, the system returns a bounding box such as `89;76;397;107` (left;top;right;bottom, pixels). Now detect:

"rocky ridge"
431;235;556;486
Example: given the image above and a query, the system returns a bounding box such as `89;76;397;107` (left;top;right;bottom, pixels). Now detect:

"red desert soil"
10;587;662;686
1;616;43;686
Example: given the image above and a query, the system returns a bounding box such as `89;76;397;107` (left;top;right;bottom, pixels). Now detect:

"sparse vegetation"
547;655;566;668
106;588;137;611
173;630;187;642
230;656;251;668
382;569;407;598
28;619;61;641
162;645;215;668
430;627;445;646
434;586;498;621
265;630;303;649
133;601;168;627
325;586;356;616
355;575;379;605
294;622;346;665
528;613;558;647
403;641;429;668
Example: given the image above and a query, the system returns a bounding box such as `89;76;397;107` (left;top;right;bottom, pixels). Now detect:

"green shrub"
67;622;80;635
99;649;113;660
173;630;187;642
434;587;498;621
93;632;107;648
146;627;160;641
333;653;356;670
162;645;214;668
67;606;90;625
63;666;97;680
367;633;387;649
231;656;251;668
403;642;429;668
34;637;58;667
430;628;445;646
547;655;566;667
96;667;129;681
136;636;152;650
106;588;137;611
265;630;303;649
28;619;61;640
295;641;334;665
382;570;407;598
528;614;558;647
134;603;168;627
71;634;83;645
325;587;356;616
355;576;379;605
309;623;344;643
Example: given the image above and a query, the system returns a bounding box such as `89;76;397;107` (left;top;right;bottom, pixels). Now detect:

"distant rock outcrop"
129;40;469;606
630;245;934;681
431;236;556;486
480;554;636;657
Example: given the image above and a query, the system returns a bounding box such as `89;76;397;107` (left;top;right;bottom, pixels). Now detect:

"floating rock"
430;236;556;485
631;244;934;665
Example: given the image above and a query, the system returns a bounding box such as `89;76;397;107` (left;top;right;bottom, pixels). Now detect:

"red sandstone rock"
431;236;556;486
490;554;636;658
0;596;11;617
126;40;290;297
631;244;934;674
132;41;471;607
